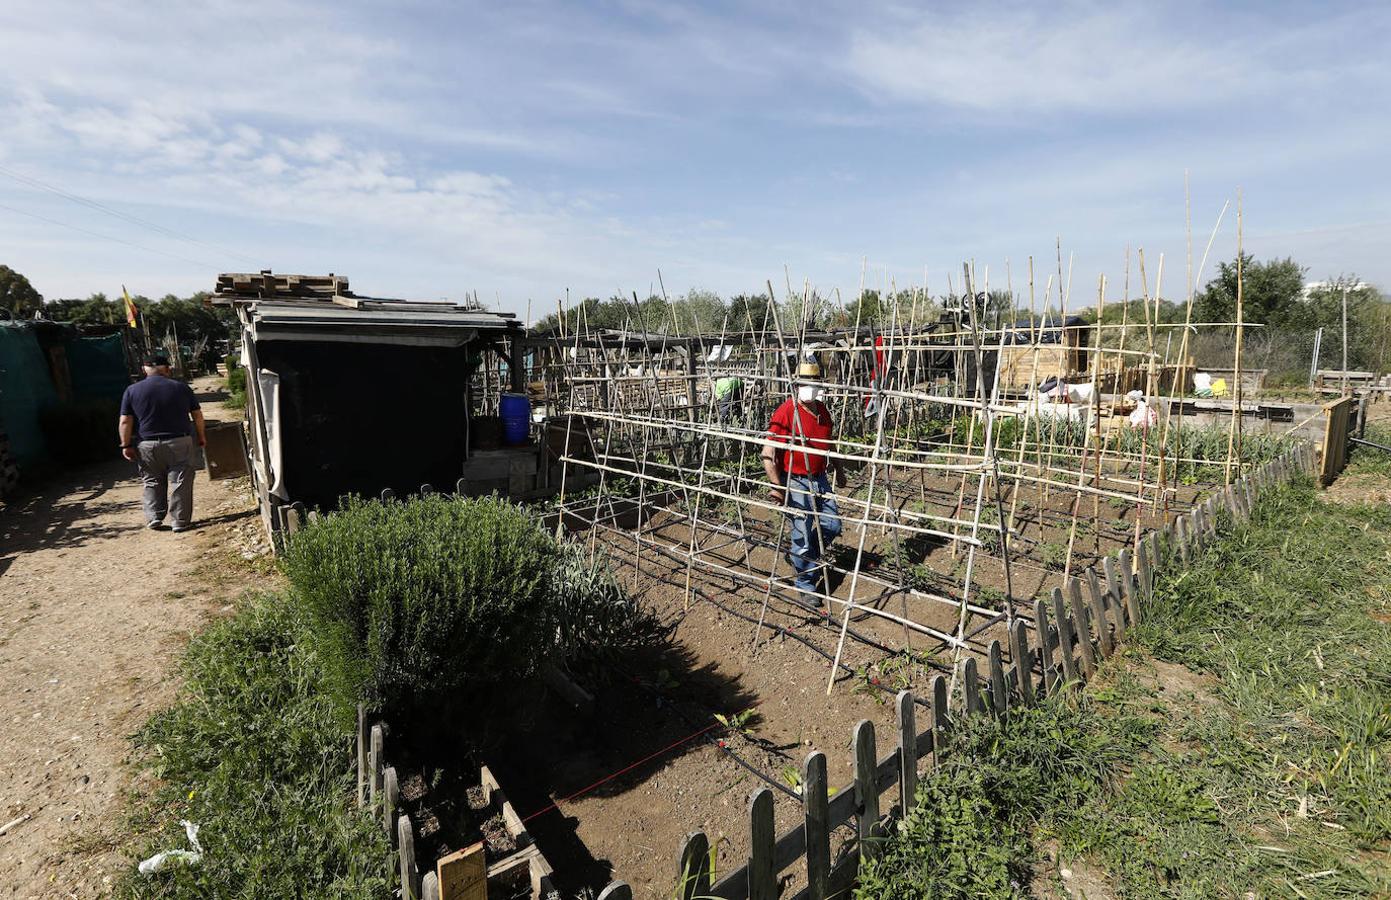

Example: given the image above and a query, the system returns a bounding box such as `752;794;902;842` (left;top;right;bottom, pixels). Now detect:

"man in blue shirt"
118;354;206;531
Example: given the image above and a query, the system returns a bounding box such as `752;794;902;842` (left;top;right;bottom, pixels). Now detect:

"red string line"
520;722;723;824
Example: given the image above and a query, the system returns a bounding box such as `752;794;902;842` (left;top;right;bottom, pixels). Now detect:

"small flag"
122;286;137;329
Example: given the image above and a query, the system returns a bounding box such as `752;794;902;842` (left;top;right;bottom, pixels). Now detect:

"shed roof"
213;272;519;346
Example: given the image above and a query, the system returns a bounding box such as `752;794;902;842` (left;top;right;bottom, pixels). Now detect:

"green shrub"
282;494;664;714
283;494;555;712
120;594;389;898
223;366;247;410
223;352;241;372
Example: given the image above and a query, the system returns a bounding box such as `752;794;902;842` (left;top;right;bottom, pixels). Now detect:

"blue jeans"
786;473;842;600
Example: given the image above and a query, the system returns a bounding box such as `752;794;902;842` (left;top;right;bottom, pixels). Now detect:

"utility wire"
0;163;261;266
0;200;219;271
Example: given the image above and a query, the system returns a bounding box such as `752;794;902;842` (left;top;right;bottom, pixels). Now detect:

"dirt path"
0;378;271;899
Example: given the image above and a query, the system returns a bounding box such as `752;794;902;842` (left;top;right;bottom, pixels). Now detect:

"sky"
1;0;1388;316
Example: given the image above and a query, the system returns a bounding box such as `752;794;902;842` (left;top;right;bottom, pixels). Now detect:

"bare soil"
0;377;270;899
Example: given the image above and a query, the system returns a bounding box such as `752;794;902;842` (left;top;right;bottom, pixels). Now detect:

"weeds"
119;594;389;899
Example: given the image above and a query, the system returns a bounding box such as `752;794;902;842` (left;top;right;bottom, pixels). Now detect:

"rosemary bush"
283;494;664;713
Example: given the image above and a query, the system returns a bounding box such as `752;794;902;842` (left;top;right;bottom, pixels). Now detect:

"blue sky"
1;0;1387;316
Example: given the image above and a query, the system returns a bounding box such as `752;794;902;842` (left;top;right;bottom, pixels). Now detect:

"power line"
0;199;220;271
0;163;261;266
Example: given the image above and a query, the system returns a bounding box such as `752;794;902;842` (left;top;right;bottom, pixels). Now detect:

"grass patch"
119;594;390;899
859;475;1391;899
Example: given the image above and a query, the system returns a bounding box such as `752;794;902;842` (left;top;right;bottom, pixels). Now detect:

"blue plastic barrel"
499;393;531;445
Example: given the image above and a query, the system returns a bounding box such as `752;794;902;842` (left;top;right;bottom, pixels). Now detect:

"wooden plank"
369;725;384;809
677;831;712;900
1120;547;1141;625
931;674;949;732
1052;588;1080;686
422;871;440;900
854;720;881;863
1103;555;1127;635
1067;577;1097;676
398;815;420;900
803;752;830;900
988;639;1008;716
962;657;983;715
1034;598;1057;695
1010;620;1035;703
748;789;776;900
896;691;918;816
1086;569;1114;656
1136;541;1153;609
383;766;399;845
356;704;367;807
1175;514;1190;566
436;842;486;900
479;765;531;848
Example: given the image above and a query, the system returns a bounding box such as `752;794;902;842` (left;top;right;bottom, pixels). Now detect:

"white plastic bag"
138;821;203;875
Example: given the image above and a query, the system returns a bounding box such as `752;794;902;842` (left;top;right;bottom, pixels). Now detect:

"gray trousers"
138;436;195;527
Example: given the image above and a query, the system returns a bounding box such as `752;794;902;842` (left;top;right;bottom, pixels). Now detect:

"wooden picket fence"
592;442;1318;900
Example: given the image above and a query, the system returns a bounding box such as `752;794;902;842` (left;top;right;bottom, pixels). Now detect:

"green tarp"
0;323;59;467
67;333;129;402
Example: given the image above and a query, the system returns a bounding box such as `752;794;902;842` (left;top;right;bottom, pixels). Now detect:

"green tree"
1304;275;1390;372
1193;254;1306;327
0;265;43;317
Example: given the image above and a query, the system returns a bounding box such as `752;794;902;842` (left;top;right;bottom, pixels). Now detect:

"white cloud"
843;3;1386;113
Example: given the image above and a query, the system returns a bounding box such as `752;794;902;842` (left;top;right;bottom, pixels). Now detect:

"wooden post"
1067;577;1097;676
1107;552;1130;634
748;789;776;900
1136;541;1153;607
1010;619;1035;703
896;691;918;816
597;883;633;900
422;871;440;900
356;704;367;807
962;657;983;715
1034;598;1057;695
383;767;400;846
931;674;949;732
1118;548;1141;625
988;640;1008;716
803;752;830;900
369;725;384;809
1086;569;1114;656
1052;587;1080;686
677;831;711;900
1175;515;1191;566
398;815;419;900
854;720;881;863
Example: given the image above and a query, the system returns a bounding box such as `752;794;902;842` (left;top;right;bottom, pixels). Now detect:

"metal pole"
1309;326;1322;387
1341;286;1349;394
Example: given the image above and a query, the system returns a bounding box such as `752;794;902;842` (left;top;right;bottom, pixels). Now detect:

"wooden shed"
213;272;528;542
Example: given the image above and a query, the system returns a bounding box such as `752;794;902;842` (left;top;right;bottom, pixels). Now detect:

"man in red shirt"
761;361;846;607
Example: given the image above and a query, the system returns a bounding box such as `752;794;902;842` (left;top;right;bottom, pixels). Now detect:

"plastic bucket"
499;393;531;445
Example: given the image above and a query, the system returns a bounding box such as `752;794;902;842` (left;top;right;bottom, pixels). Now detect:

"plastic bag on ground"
138;820;203;875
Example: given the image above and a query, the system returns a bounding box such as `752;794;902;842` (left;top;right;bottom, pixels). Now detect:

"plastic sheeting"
67;333;129;402
0;324;59;467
